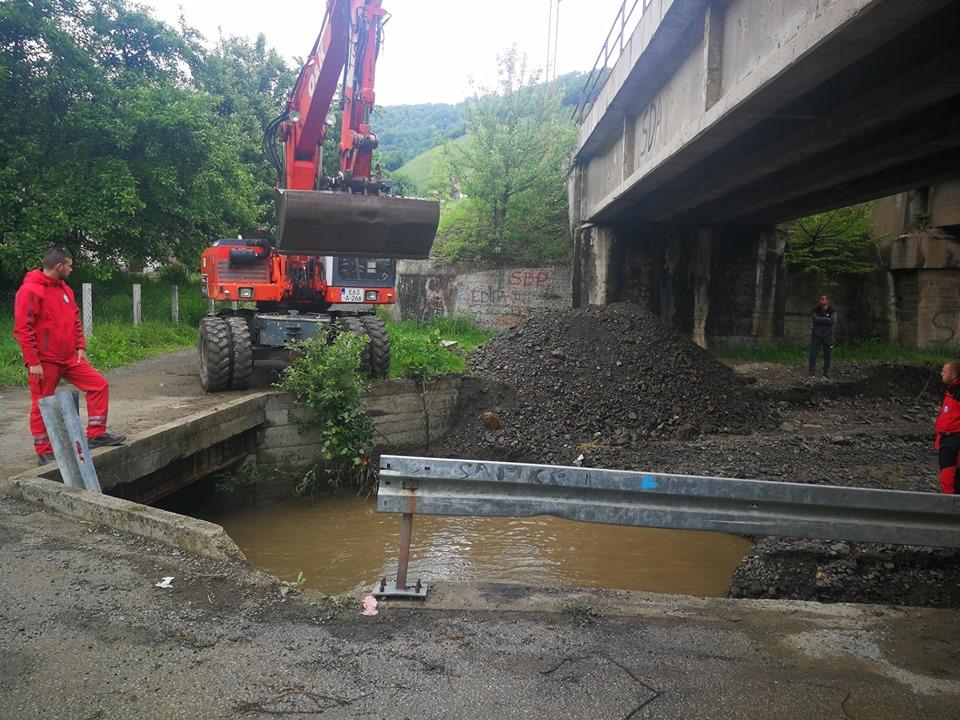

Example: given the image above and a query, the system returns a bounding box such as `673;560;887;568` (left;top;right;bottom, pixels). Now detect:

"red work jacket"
935;380;960;448
13;269;86;366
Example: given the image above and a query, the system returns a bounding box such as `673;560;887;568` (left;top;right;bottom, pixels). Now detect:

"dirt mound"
437;303;772;465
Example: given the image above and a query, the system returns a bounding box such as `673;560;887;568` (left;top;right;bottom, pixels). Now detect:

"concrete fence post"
82;283;93;338
171;285;179;325
132;284;142;326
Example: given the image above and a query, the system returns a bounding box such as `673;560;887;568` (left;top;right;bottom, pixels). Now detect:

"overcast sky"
143;0;639;105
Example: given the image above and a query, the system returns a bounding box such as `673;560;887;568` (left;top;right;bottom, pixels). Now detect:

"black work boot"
37;454;55;466
89;433;127;448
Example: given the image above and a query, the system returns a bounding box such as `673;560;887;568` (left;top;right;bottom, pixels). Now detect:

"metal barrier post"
37;390;102;493
395;512;413;590
373;511;427;600
37;395;84;489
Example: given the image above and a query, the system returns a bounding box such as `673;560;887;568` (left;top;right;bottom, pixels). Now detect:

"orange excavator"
197;0;438;391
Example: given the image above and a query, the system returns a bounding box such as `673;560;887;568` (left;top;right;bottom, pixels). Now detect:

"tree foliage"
435;49;577;264
0;0;282;283
784;203;881;277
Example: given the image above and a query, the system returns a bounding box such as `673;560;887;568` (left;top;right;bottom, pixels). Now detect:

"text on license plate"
340;287;364;303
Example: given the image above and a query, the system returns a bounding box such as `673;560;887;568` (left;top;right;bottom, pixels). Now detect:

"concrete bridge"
569;0;960;345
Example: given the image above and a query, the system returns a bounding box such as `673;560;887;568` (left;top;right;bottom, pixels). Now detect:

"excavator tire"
336;316;372;376
360;314;391;378
198;316;232;392
225;316;254;390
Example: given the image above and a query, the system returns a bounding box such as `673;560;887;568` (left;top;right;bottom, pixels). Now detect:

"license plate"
340;287;364;303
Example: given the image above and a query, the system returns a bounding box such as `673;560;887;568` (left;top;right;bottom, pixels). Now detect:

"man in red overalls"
934;360;960;494
13;247;125;465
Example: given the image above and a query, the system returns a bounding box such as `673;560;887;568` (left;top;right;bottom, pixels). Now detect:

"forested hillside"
375;104;465;171
376;71;590;173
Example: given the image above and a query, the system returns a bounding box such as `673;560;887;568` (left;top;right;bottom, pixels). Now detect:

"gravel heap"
437;303;773;464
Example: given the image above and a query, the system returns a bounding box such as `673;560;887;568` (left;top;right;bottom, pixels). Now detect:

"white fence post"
171;285;179;325
82;283;93;338
132;284;142;326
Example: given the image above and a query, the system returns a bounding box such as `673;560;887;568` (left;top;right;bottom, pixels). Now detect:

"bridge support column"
610;225;786;346
572;223;620;308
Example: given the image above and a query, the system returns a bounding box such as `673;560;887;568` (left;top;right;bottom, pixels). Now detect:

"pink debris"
361;595;378;616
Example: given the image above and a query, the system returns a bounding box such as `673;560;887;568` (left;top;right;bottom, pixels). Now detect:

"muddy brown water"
201;496;753;596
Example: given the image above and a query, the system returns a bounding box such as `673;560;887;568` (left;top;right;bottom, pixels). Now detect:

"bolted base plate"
372;581;428;600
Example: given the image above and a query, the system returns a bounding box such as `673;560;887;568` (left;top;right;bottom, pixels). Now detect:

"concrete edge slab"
345;581;948;624
6;475;247;563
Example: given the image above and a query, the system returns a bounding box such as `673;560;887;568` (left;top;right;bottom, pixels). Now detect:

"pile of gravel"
436;303;774;465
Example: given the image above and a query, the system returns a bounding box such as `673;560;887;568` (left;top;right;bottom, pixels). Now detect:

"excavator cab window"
333;256;396;287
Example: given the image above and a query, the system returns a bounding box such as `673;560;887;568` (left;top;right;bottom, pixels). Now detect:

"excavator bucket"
274;190;439;259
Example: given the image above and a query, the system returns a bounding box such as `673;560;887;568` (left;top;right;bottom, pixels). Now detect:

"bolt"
415;579;422;593
379;577;386;592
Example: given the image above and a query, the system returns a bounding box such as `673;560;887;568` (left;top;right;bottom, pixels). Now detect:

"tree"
0;0;265;282
437;48;577;264
784;203;881;278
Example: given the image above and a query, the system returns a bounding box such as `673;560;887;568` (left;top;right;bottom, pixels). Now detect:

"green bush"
386;315;495;379
276;333;374;495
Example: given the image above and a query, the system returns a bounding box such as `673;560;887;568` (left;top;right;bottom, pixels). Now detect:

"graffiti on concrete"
508;270;552;288
931;309;959;342
638;99;661;160
398;264;570;329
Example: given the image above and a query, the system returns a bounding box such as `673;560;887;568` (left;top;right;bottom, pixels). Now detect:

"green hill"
378;71;590;181
394;136;470;192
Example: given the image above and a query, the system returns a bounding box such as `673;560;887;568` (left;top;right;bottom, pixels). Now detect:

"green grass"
0;317;197;388
385;314;495;379
0;273;204;388
395;135;469;192
713;339;958;366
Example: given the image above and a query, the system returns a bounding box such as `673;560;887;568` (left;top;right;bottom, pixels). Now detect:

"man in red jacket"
13;248;125;465
934;360;960;494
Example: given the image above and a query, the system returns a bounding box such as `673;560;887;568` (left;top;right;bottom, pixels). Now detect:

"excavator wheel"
360;314;391;378
198;316;232;392
336;316;373;376
225;316;254;390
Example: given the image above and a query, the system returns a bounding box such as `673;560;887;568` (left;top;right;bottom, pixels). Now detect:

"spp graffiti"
508;270;551;288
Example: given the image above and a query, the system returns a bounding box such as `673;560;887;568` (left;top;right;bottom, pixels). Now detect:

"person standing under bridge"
13;247;126;466
808;294;836;378
935;360;960;495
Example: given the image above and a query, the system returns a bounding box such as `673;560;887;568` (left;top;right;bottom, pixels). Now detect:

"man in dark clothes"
809;294;836;378
934;360;960;495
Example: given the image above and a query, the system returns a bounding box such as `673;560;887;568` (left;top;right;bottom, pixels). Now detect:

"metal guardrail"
37;389;102;493
573;0;648;123
374;454;960;598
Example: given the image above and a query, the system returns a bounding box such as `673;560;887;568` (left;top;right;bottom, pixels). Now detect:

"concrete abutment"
574;222;786;346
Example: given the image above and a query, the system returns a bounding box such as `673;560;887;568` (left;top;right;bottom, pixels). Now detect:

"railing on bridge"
373;454;960;598
573;0;649;123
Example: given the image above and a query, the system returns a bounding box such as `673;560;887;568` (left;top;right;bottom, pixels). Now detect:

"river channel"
200;495;753;596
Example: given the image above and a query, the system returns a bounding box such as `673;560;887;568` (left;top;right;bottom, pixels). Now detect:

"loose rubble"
440;303;773;465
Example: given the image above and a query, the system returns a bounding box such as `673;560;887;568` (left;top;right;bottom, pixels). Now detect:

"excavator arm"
267;0;438;258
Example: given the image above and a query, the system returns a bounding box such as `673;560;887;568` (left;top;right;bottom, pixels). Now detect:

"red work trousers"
28;359;109;457
938;443;960;495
